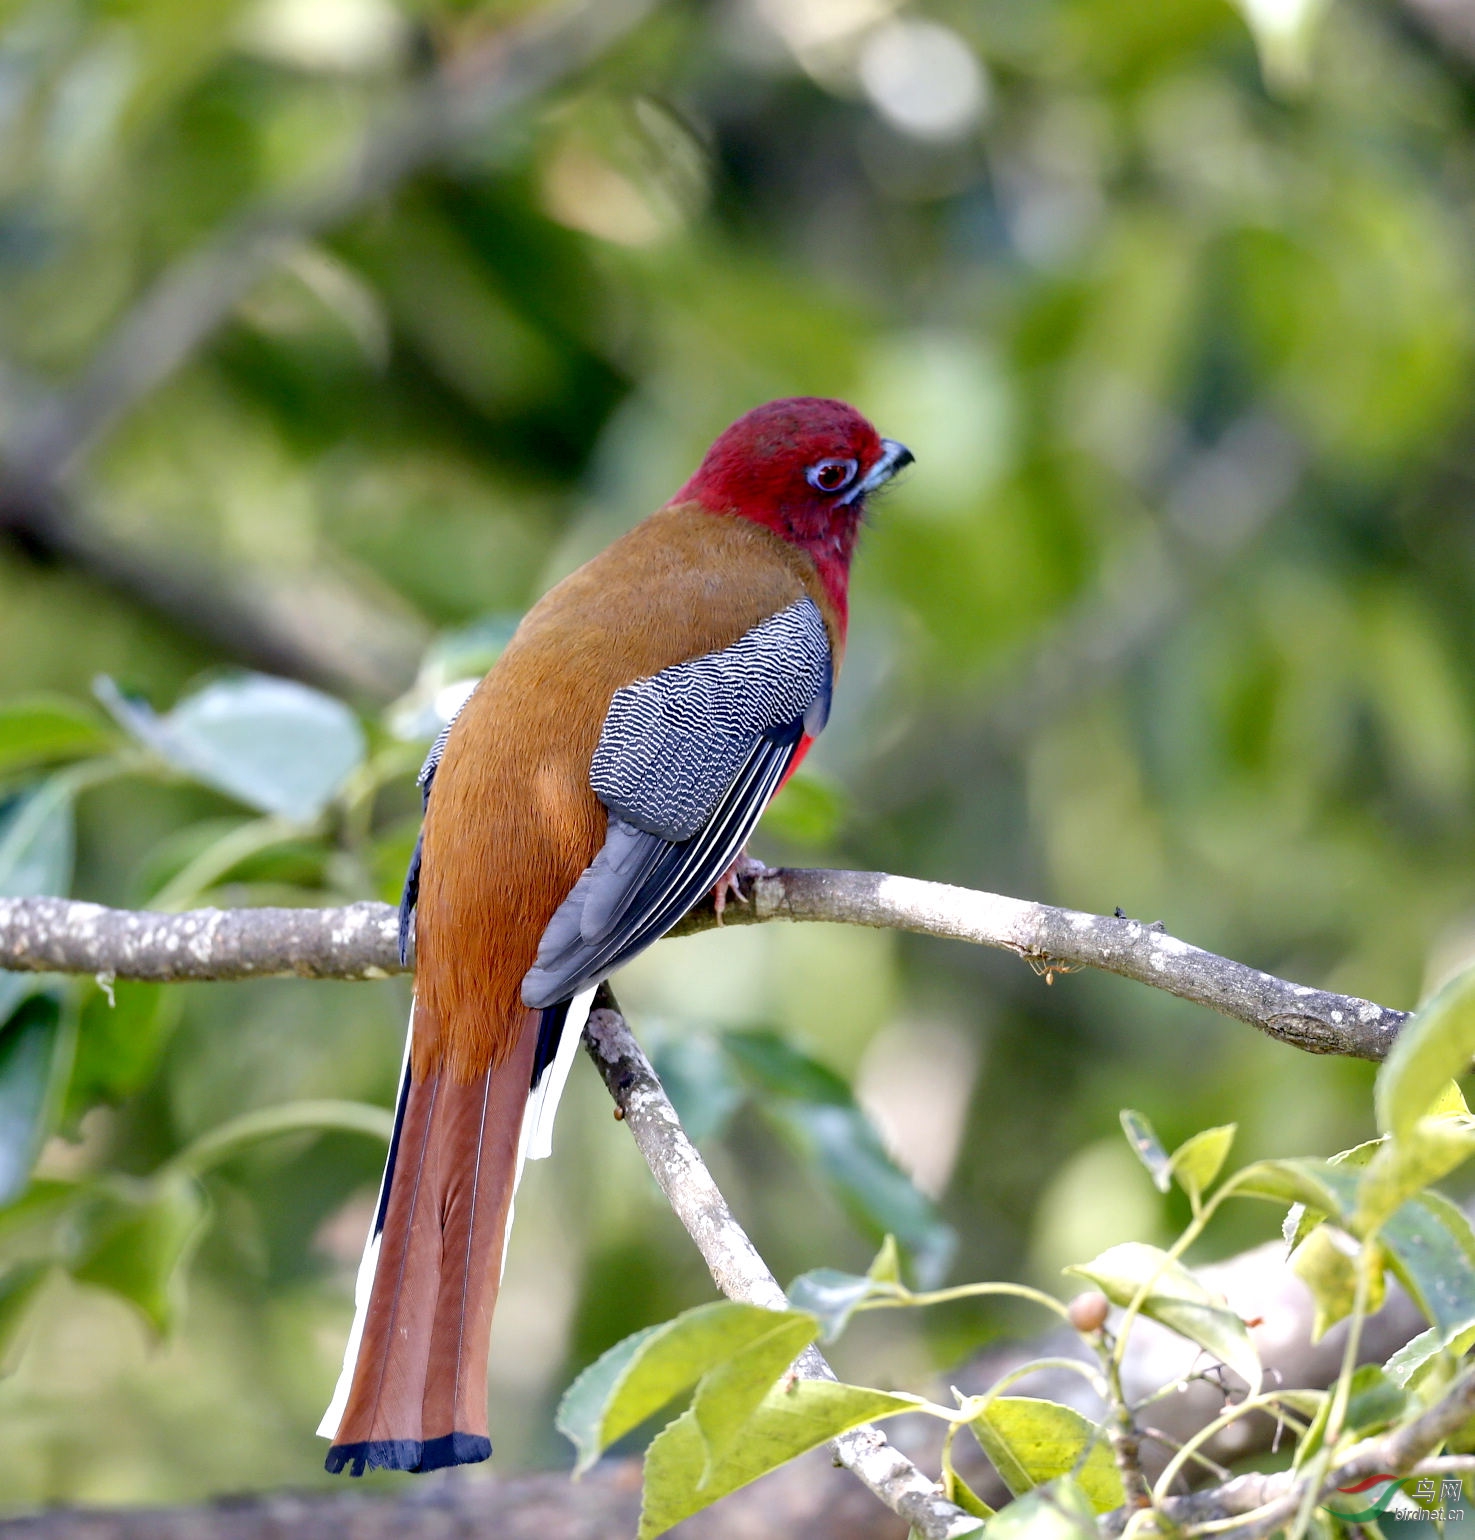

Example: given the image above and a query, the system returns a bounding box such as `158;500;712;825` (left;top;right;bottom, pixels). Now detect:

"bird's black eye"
806;458;858;493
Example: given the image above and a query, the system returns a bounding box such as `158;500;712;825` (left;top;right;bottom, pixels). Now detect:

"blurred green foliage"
0;0;1474;1512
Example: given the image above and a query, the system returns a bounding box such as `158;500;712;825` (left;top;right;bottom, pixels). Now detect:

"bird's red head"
672;397;912;628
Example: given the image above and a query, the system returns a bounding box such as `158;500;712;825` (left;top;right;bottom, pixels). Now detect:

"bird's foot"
712;850;773;924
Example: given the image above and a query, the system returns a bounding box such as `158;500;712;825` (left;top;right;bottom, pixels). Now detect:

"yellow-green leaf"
969;1397;1124;1514
1289;1226;1383;1340
1375;966;1475;1141
638;1380;916;1539
692;1311;819;1479
1355;1115;1475;1234
980;1477;1098;1540
557;1301;818;1475
1429;1081;1471;1118
1066;1242;1261;1394
1384;1322;1475;1390
1169;1124;1237;1205
950;1470;995;1519
867;1234;903;1285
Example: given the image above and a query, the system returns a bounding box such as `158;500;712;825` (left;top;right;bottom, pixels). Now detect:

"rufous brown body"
320;398;911;1475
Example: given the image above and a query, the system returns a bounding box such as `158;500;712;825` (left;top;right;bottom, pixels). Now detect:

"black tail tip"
325;1433;492;1477
419;1432;493;1472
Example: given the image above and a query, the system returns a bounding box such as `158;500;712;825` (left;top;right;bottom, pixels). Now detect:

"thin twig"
1095;1331;1152;1510
0;868;1410;1059
1118;1365;1475;1538
581;986;981;1540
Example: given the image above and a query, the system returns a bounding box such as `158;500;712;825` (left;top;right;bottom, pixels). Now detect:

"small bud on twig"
1069;1290;1111;1334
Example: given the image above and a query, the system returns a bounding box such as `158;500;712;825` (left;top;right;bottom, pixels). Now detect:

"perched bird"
319;397;912;1476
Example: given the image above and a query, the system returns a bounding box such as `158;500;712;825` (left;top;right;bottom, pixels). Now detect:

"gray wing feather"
590;598;829;840
523;598;832;1008
522;732;798;1009
416;706;463;806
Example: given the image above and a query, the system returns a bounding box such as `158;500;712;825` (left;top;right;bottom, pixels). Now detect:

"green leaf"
867;1234;903;1285
1355;1115;1475;1233
1379;1192;1475;1343
786;1268;882;1341
1289;1225;1378;1341
725;1031;955;1287
1384;1322;1475;1389
0;782;74;899
1375;965;1475;1141
1283;1141;1383;1250
969;1397;1124;1513
70;1174;208;1335
1119;1109;1172;1192
787;1239;905;1340
556;1301;818;1475
1384;1326;1440;1388
1232;1157;1360;1220
0;1261;50;1373
557;1324;663;1474
638;1379;915;1538
650;1034;746;1144
169;1099;395;1176
722;1031;855;1106
1066;1242;1261;1393
691;1312;819;1477
133;816;330;909
0;780;76;1024
96;674;365;823
950;1470;995;1520
1169;1124;1237;1205
0;995;74;1207
0;698;113;781
980;1476;1098;1540
1343;1363;1406;1434
0;1178;86;1256
66;982;181;1122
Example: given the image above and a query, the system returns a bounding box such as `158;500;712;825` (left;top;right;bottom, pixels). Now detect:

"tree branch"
0;897;402;983
0;868;1410;1059
1131;1364;1475;1538
0;486;431;700
583;987;978;1540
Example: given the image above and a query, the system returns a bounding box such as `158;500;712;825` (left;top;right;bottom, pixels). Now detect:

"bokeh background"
1;0;1474;1511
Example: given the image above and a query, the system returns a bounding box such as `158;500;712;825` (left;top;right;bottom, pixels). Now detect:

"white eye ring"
806;458;859;493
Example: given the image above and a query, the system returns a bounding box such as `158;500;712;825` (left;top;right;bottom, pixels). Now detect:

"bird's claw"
712;850;773;924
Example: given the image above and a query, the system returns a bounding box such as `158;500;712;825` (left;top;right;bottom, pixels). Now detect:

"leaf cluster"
568;977;1475;1537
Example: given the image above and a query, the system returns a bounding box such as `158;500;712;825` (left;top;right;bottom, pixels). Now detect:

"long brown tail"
320;1002;538;1476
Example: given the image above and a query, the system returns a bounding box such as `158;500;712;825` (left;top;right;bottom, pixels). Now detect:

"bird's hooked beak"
840;437;915;505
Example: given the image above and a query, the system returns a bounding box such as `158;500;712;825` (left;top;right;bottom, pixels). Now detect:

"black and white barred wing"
521;597;832;1009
